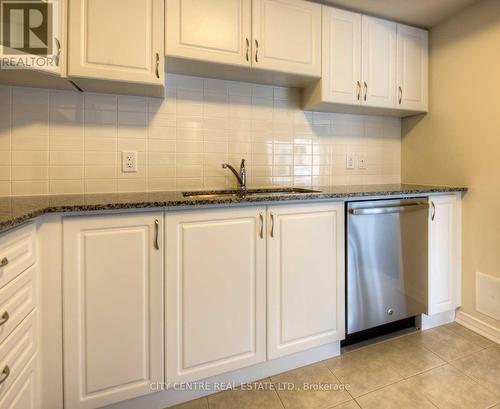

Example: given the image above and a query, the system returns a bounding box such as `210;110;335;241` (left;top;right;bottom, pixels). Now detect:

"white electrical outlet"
346;154;355;170
122;151;138;173
358;154;367;169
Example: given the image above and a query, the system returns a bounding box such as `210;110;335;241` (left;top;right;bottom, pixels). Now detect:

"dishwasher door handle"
349;203;429;215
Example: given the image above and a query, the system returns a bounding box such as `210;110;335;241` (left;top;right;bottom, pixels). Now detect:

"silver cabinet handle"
0;311;9;326
259;213;264;239
398;86;403;105
363;81;368;101
270;212;274;238
431;201;436;221
255;39;259;63
0;257;8;267
356;81;361;101
154;219;160;250
155;53;160;79
0;365;9;385
245;38;250;62
54;37;61;67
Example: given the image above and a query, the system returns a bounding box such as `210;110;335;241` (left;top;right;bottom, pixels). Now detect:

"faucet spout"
222;159;247;189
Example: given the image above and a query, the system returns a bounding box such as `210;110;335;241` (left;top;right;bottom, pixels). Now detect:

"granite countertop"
0;184;467;234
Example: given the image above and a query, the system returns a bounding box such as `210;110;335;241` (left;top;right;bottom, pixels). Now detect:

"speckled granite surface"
0;184;466;233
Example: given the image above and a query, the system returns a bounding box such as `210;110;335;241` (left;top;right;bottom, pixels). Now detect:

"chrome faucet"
222;159;246;189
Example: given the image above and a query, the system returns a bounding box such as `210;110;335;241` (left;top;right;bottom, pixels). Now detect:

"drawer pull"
0;311;8;326
0;257;8;267
0;365;9;385
154;219;160;250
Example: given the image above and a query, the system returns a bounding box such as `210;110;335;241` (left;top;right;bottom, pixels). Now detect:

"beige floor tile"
451;345;500;399
207;379;283;409
370;334;446;378
406;364;499;409
334;401;361;409
356;379;435;409
325;346;403;398
444;322;494;348
271;362;352;409
414;326;484;362
169;397;209;409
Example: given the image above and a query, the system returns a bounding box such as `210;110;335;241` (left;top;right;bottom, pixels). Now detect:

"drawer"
0;312;36;400
0;354;36;409
0;224;36;290
0;266;36;344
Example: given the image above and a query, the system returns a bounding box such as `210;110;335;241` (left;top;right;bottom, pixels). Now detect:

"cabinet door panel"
166;208;266;384
252;0;321;76
362;16;397;108
63;212;164;409
268;203;345;359
397;24;428;111
0;356;37;409
428;195;458;314
322;7;362;105
166;0;252;66
68;0;164;84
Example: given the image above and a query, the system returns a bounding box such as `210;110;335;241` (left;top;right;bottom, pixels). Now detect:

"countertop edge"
0;186;467;235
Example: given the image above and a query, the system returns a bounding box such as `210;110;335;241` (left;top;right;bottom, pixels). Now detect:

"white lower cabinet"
428;194;460;314
63;212;164;409
166;207;267;384
267;203;345;359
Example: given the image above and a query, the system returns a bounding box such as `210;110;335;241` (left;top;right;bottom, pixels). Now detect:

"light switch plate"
346;154;355;170
122;151;138;172
358;155;367;169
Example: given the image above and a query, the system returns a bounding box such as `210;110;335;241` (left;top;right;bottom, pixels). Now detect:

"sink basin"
182;187;321;199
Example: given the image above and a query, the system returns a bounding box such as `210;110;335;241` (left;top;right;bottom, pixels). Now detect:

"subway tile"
0;79;400;194
118;96;148;113
12;180;48;195
12;166;48;181
50;151;83;166
49;180;83;194
13;87;48;106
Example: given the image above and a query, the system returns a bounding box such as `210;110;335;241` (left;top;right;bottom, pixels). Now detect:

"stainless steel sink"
182;187;321;199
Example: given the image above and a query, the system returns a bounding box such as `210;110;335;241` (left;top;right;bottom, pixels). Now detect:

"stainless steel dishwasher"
347;198;429;335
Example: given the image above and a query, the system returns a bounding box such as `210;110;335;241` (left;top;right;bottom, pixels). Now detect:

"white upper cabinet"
252;0;321;77
166;0;252;67
304;6;427;117
63;213;164;409
397;24;429;112
267;203;345;359
166;208;267;384
321;7;362;105
361;16;397;108
428;195;460;315
166;0;321;82
68;0;164;94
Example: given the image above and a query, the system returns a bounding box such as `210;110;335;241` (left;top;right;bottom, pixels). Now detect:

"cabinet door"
63;212;164;409
166;207;266;383
361;16;397;108
252;0;321;77
166;0;252;67
322;7;362;105
428;195;459;314
267;203;345;359
68;0;164;84
396;24;428;112
0;356;37;409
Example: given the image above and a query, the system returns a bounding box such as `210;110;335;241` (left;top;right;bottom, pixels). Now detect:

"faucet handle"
240;158;246;170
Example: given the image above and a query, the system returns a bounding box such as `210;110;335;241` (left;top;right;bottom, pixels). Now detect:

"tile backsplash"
0;74;401;196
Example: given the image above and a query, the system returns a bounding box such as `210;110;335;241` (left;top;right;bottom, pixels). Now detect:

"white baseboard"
418;310;456;330
455;310;500;344
105;341;341;409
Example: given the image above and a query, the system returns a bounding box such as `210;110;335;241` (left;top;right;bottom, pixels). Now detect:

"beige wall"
402;0;500;329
